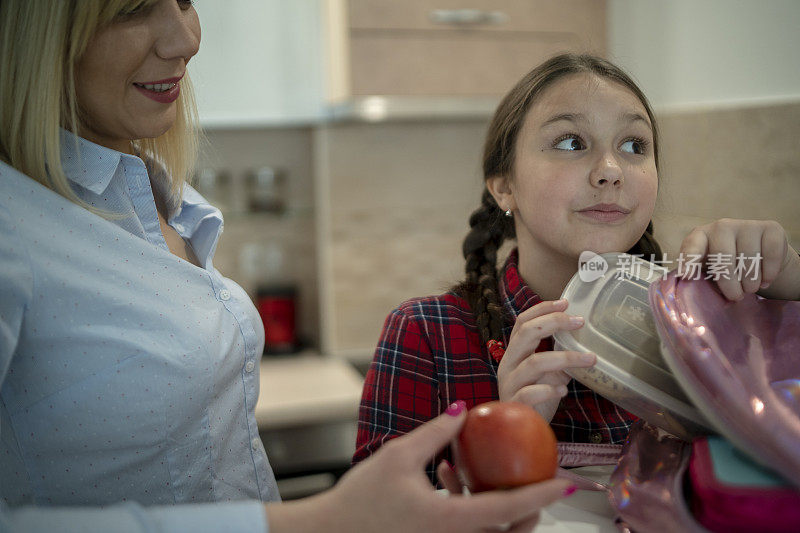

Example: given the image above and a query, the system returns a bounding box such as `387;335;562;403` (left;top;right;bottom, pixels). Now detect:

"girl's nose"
589;153;624;188
154;2;201;63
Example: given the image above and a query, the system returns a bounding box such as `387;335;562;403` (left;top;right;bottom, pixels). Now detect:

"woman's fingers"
505;512;542;533
449;478;572;528
387;401;467;468
436;460;462;495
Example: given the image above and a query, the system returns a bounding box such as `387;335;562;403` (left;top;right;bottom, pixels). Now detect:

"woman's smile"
133;74;184;103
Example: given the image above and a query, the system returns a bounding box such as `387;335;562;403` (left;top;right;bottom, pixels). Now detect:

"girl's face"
74;0;200;153
492;73;658;262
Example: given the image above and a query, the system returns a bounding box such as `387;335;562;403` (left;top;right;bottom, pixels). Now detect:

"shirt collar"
59;129;125;195
172;185;224;270
499;248;544;321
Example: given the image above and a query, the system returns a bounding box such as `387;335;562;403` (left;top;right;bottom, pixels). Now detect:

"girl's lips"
133;81;181;104
577;209;630;223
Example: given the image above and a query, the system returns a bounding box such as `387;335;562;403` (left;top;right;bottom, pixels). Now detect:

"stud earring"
504;208;513;217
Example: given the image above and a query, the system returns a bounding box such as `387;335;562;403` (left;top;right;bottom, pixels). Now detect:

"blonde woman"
0;1;574;531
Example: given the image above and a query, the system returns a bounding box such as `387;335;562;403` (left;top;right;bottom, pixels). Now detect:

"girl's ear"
486;175;515;213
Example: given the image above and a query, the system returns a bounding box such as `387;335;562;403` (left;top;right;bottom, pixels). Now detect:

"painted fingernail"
444;459;456;472
445;400;466;417
563;485;577;497
569;316;584;327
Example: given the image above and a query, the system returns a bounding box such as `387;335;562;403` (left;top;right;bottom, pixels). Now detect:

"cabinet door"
191;0;326;127
339;0;606;97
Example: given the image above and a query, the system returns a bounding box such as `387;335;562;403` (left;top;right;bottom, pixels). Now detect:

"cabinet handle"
429;9;508;26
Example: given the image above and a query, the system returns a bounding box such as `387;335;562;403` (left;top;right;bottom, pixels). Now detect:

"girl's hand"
497;299;596;423
266;402;574;533
679;218;800;301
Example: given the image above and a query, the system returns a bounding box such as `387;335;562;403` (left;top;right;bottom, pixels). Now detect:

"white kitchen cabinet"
191;0;326;127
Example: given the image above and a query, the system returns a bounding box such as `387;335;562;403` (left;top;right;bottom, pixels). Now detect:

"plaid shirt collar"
499;249;544;340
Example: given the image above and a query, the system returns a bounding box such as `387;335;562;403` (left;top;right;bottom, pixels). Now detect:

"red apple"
452;401;558;492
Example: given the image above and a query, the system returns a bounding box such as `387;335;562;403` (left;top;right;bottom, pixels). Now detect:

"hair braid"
457;190;514;349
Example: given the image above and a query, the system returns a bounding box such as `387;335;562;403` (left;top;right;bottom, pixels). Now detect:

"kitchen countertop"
255;353;365;429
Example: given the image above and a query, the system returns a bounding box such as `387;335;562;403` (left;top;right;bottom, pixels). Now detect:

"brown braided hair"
456;53;663;350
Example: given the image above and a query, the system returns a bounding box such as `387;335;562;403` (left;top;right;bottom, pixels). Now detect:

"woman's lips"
133;81;181;104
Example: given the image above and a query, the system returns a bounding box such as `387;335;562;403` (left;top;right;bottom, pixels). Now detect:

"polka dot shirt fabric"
0;133;278;532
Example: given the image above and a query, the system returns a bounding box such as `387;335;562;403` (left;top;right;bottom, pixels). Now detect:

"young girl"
353;53;800;483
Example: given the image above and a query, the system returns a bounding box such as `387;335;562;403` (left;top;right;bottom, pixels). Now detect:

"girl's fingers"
704;224;742;301
678;228;709;274
512;382;569;407
514;299;569;325
505;351;594;395
735;229;764;294
502;314;585;370
761;223;788;287
436;460;463;495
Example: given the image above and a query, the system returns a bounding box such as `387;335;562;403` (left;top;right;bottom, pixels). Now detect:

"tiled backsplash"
205;101;800;358
653;102;800;254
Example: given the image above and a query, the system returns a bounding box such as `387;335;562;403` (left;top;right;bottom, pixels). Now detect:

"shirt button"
219;289;231;301
245;360;255;373
590;432;604;444
251;437;261;451
173;223;185;233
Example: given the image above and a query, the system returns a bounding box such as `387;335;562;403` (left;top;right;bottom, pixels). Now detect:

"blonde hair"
0;0;200;212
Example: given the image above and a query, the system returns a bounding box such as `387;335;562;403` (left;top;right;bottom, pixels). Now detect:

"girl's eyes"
553;135;585;151
552;134;649;155
620;138;648;155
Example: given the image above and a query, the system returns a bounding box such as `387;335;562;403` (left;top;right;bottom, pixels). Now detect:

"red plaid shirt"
353;249;636;482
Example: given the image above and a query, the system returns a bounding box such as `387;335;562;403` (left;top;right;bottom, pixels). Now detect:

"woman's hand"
266;402;574;533
679;218;800;301
497;299;596;423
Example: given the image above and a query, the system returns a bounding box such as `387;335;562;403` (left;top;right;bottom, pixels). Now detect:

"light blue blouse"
0;133;280;532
